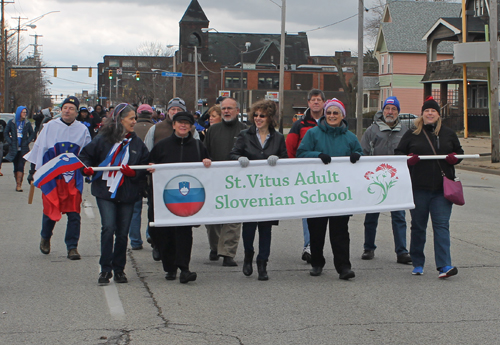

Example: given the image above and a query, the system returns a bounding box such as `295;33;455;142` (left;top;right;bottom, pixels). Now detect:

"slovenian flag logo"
163;175;206;217
33;153;85;188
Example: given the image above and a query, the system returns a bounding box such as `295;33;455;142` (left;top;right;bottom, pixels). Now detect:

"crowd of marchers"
1;88;463;285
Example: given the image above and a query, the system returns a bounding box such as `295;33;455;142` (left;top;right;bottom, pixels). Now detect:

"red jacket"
285;108;321;158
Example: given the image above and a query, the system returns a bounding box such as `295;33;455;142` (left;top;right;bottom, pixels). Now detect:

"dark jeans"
40;212;81;250
410;189;453;269
307;215;351;273
242;222;273;261
128;198;144;248
12;151;26;173
363;210;408;255
149;226;193;273
96;198;135;273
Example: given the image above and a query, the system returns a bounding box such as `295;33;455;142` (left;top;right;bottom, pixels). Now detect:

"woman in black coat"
229;100;287;281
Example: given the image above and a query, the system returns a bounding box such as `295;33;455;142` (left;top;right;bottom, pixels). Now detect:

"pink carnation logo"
365;164;398;204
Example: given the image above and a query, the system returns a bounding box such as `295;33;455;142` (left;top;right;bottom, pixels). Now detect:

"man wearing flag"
24;96;91;260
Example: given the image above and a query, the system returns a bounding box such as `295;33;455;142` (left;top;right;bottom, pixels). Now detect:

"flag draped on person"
33;153;85;188
24;118;91;221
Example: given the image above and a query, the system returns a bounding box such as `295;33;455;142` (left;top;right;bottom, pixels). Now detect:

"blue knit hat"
383;96;400;113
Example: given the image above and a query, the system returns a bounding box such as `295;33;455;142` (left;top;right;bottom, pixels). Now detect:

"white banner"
151;156;414;227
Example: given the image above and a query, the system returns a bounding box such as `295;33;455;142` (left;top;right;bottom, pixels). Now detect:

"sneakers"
412;266;424;275
40;237;50;255
397;253;412;264
438;266;458;278
361;250;374;260
114;271;128;283
67;248;81;260
301;245;311;263
98;272;113;285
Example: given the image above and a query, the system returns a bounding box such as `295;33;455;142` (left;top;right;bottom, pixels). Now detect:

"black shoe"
40;237;50;255
222;256;238;267
339;269;355;280
165;271;177;281
131;245;143;250
98;271;112;285
152;245;161;261
114;271;128;283
310;266;323;276
257;260;268;281
209;250;219;261
243;251;254;276
147;237;153;245
397;253;412;264
179;270;197;284
361;250;374;260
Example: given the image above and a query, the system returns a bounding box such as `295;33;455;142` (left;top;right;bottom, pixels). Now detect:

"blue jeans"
410;189;453;269
41;212;81;250
302;218;310;248
96;198;135;273
363;210;408;255
242;222;273;261
128;199;144;248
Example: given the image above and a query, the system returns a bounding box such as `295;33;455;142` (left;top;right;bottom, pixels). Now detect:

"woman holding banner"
296;98;362;280
395;96;463;278
229;100;287;281
79;103;150;285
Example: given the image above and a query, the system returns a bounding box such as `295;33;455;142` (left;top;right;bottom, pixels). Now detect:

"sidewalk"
458;136;500;175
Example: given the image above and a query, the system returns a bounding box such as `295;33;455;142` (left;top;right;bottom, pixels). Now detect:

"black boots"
243;251;254;276
256;260;268;281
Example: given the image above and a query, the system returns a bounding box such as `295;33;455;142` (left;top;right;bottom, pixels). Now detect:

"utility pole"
12;16;27;65
278;0;286;133
194;45;198;111
356;0;364;140
490;0;500;162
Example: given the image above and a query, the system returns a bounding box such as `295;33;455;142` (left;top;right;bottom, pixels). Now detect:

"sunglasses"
254;114;267;118
168;97;186;106
326;111;340;116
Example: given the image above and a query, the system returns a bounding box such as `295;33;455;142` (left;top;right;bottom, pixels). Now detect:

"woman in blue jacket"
79;103;149;285
5;106;34;191
297;99;362;280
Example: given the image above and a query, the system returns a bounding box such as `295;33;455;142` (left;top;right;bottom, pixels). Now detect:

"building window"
153;61;162;68
381;56;384;74
109;59;120;67
291;74;312;91
189;33;201;47
324;74;341;91
363;94;368;108
122;60;134;68
138;60;151;68
225;72;247;89
203;74;209;89
387;54;391;74
258;73;279;89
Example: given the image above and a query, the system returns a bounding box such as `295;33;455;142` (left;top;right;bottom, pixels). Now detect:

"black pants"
149;226;193;273
307;216;351;273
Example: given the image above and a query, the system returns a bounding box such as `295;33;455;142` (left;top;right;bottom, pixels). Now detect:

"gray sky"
7;0;382;100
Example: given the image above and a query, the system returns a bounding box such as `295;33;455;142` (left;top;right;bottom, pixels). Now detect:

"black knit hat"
422;96;440;115
172;112;194;125
62;96;79;110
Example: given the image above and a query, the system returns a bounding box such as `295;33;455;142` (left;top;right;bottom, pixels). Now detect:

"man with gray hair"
203;97;247;266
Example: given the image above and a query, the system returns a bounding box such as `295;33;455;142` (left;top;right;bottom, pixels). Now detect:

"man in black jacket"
203;98;247;266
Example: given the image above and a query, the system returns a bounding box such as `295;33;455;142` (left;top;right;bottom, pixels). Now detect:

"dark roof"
432;16;498;35
421;59;488;83
378;1;461;53
208;32;309;66
180;0;208;23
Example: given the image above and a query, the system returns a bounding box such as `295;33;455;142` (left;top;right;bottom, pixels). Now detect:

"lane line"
103;281;126;321
83;199;95;219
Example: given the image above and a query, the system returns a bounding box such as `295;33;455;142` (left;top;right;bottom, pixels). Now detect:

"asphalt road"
0;166;499;345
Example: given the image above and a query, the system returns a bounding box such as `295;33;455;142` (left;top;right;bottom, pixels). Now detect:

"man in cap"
203;97;247;266
360;96;411;264
24;96;91;260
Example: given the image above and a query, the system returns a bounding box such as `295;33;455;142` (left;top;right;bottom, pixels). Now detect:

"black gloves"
27;171;35;184
318;153;331;165
350;152;361;164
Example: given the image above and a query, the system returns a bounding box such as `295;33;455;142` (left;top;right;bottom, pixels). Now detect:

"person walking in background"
286;89;326;264
229;100;287;281
297;98;362;280
4;106;35;192
79;103;149;285
360;96;411;264
203;97;248;267
200;105;222;140
76;107;97;138
395;96;464;278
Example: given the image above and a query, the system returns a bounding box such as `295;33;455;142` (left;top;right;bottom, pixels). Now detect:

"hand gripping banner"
150;156;415;227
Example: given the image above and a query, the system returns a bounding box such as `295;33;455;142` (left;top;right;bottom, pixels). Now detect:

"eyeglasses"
326;111;340;116
254;114;267;118
168;97;186;106
221;107;235;111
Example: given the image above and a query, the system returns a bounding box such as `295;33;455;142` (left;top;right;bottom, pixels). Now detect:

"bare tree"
126;41;176;57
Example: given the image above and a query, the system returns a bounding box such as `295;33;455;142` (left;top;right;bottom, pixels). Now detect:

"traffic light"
88;68;92;78
136;71;140;81
10;69;17;78
108;70;113;79
54;68;57;77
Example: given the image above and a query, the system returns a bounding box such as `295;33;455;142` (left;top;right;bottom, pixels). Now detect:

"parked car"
1;113;15;159
399;113;418;128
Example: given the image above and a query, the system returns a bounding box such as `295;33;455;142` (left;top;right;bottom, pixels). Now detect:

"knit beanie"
422;96;440;114
61;96;79;110
383;96;400;113
323;98;346;118
167;98;187;112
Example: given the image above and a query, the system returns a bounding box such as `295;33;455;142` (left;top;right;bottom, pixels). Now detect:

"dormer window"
474;0;486;17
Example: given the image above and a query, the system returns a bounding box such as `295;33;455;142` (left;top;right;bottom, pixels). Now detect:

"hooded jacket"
285;108;321;158
360;110;408;156
296;117;363;159
5;106;34;161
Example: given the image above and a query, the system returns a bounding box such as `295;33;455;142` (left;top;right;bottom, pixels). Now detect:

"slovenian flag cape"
24;119;91;221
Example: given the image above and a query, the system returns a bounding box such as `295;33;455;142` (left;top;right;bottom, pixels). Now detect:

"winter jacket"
395;124;464;191
285;108;321;158
78;132;150;203
361;111;408;156
4;107;34;161
0;119;6;142
204;117;247;161
296;117;363;159
229;125;288;161
149;132;210;165
134;117;155;141
76;113;97;138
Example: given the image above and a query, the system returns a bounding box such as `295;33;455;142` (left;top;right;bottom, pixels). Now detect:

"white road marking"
100;267;126;320
83;199;94;219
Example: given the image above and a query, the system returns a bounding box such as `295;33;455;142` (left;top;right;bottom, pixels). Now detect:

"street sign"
161;72;183;77
117;68;123;75
219;90;231;98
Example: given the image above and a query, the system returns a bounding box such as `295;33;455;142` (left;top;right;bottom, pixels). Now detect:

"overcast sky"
7;0;382;100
